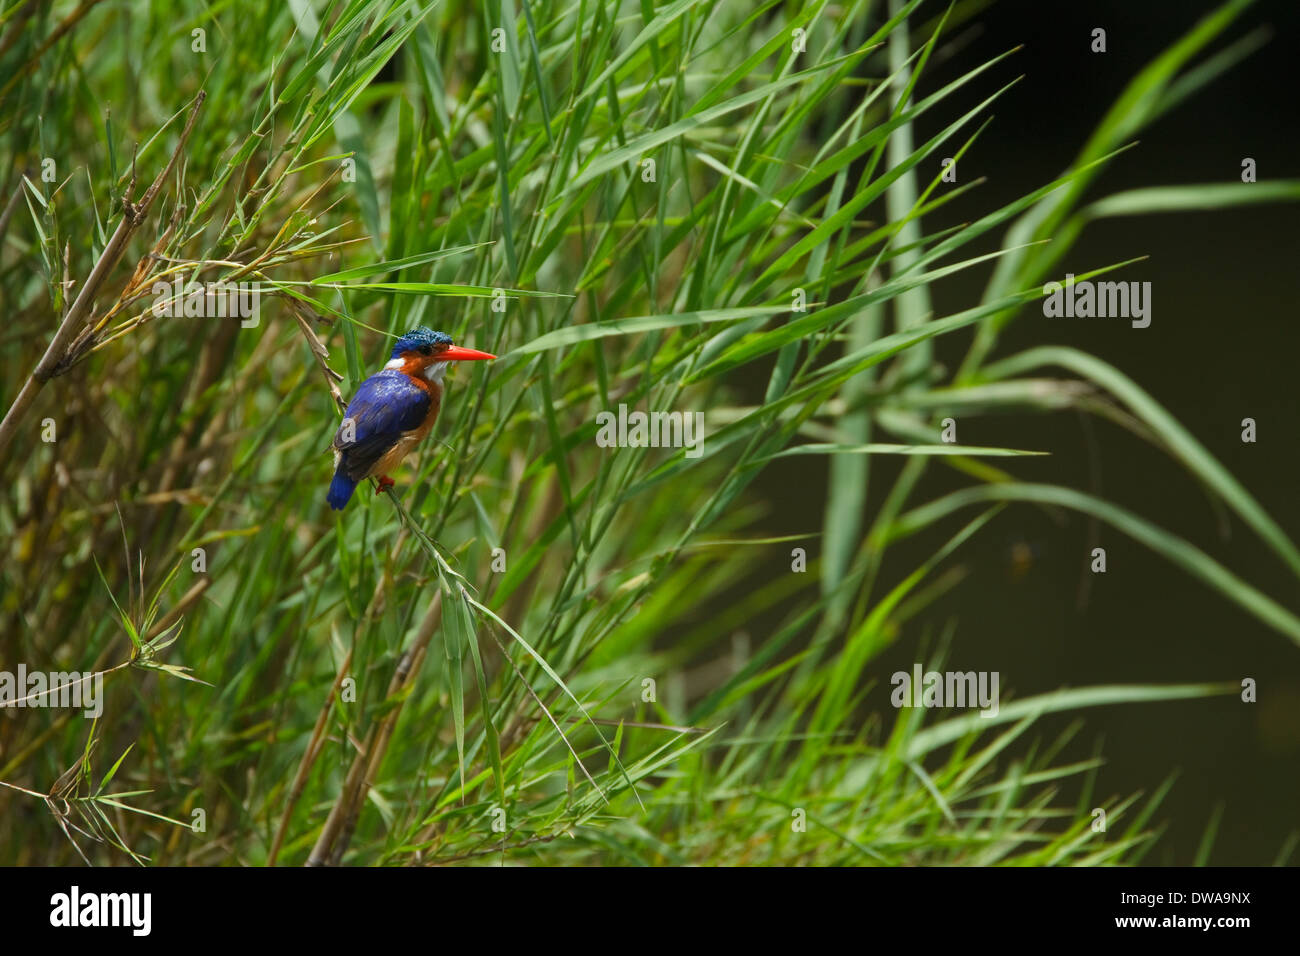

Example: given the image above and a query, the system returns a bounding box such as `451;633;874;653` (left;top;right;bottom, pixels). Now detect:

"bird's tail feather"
327;470;357;510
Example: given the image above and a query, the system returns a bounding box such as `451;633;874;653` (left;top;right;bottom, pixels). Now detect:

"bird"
326;327;495;510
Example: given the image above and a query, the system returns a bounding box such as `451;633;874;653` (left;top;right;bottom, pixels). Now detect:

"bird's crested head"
390;327;454;360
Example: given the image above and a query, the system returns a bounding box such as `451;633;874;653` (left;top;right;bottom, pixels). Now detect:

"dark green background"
738;0;1300;865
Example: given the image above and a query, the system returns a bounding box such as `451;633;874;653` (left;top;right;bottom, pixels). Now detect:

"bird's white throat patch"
385;357;448;384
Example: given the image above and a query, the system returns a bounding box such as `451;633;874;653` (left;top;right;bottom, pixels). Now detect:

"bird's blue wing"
333;369;430;480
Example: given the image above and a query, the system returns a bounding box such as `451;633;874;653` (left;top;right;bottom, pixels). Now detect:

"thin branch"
0;91;205;465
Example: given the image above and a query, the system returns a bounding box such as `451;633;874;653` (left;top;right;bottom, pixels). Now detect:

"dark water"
743;0;1300;864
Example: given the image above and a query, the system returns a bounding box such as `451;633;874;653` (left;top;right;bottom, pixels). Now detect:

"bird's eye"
419;345;433;356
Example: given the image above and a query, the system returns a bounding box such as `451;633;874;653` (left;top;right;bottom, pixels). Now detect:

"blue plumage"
326;471;358;510
328;368;432;510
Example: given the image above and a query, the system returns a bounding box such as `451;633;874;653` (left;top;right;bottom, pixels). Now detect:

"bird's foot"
374;475;395;494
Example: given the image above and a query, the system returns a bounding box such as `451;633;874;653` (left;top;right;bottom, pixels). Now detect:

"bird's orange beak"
441;345;496;361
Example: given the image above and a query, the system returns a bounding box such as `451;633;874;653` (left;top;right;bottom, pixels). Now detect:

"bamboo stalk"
305;592;442;866
0;91;205;463
269;647;352;867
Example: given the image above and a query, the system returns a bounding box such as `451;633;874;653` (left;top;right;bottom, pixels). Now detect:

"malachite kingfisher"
326;327;495;510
